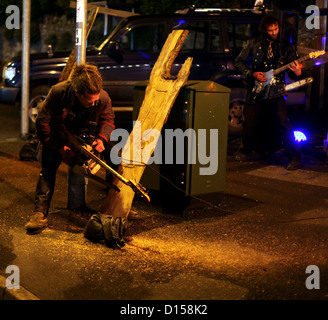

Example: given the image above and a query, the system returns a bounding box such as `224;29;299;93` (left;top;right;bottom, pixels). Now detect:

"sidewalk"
1;103;328;301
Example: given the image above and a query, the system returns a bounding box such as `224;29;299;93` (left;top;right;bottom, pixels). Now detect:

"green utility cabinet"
133;80;230;208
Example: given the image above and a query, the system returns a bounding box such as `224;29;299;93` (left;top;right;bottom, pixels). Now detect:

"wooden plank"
100;30;193;218
70;1;139;18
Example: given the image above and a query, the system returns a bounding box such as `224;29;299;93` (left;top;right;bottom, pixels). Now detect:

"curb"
0;275;39;300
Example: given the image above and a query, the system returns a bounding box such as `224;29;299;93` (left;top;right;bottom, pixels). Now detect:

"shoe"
234;150;265;162
68;205;97;215
286;158;301;171
128;210;140;220
234;151;248;161
25;212;48;233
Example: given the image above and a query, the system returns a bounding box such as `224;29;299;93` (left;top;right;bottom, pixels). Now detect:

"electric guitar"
250;50;325;101
62;125;151;203
229;77;313;129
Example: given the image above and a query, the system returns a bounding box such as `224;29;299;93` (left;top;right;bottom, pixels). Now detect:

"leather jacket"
234;34;304;100
36;81;115;150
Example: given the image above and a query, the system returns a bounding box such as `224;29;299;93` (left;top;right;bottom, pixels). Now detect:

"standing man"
234;14;306;170
25;64;115;233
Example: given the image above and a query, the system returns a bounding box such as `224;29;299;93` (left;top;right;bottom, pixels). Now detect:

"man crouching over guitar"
234;14;308;170
25;64;115;233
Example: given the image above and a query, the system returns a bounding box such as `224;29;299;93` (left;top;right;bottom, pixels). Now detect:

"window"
120;23;166;54
227;22;254;51
297;16;316;49
210;21;222;51
174;21;208;50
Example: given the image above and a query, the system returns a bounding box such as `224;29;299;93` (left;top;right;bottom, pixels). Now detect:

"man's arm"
35;84;66;150
96;89;115;147
234;39;254;84
285;44;307;79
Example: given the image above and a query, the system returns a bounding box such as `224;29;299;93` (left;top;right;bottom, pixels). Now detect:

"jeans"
34;147;62;216
241;97;299;158
34;144;117;216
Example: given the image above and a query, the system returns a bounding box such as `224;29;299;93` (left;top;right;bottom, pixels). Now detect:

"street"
1;101;328;303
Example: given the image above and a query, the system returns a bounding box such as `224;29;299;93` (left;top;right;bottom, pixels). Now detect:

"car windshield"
96;18;128;51
93;34;109;48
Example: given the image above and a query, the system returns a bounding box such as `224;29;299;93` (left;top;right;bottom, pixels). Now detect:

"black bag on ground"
84;213;128;249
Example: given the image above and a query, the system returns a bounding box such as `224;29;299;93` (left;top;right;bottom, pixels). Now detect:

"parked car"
0;6;310;134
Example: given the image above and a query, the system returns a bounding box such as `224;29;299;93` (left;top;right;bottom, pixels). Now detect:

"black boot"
286;155;301;171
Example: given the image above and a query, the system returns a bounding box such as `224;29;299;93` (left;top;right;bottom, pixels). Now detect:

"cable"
110;144;227;212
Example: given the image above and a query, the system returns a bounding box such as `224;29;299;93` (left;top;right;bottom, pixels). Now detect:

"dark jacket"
36;81;115;150
234;34;304;100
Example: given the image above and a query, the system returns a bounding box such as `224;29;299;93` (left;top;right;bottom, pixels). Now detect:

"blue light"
294;130;307;142
174;20;186;28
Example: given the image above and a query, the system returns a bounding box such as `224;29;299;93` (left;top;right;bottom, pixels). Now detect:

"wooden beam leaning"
70;1;139;17
100;29;193;218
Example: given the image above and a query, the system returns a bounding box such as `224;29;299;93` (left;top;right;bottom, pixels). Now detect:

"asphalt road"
1;102;328;306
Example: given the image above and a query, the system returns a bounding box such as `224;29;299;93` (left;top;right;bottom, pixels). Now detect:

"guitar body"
254;69;274;92
252;69;274;100
251;69;275;101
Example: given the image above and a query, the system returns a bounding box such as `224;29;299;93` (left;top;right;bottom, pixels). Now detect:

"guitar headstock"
309;50;325;59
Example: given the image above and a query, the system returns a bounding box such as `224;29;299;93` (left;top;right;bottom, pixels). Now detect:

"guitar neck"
273;54;309;76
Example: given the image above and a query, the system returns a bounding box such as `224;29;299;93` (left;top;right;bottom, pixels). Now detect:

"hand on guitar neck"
288;61;302;77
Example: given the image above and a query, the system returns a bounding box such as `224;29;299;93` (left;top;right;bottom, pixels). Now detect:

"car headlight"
3;66;16;81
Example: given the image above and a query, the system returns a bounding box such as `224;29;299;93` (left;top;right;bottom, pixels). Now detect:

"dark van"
0;6;310;134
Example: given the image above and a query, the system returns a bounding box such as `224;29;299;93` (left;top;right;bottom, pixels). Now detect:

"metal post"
21;0;31;137
104;2;108;36
320;0;327;109
67;0;88;210
76;0;87;65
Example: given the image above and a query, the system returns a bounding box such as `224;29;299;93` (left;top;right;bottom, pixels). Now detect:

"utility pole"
76;0;87;64
67;0;88;210
21;0;31;137
316;0;327;110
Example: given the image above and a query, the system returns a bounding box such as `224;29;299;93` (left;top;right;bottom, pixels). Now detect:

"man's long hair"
259;14;281;33
70;64;103;95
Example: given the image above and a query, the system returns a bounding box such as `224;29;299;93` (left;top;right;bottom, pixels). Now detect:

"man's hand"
289;61;302;76
253;71;267;82
92;138;105;153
